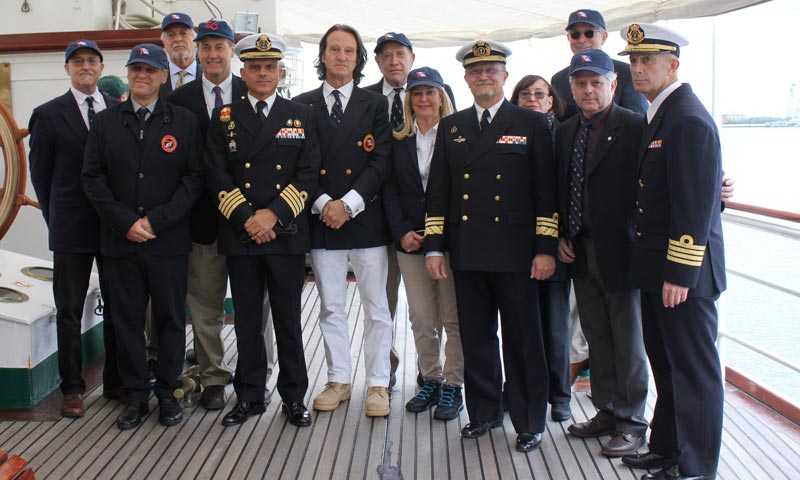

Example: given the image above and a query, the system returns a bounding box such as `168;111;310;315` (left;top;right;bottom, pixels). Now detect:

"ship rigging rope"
114;0;223;30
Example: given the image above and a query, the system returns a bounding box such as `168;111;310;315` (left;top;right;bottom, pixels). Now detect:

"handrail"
725;201;800;223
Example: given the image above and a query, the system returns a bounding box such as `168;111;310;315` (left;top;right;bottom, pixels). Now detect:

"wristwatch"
341;199;353;218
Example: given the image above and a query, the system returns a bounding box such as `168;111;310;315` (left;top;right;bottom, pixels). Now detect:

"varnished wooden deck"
2;280;800;479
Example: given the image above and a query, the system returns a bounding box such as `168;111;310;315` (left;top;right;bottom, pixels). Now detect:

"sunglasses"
519;90;548;100
569;29;598;39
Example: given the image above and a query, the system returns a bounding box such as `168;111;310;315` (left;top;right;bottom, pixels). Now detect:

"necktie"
330;90;344;127
86;96;95;127
137;107;149;124
568;119;591;238
256;100;267;124
176;70;187;88
391;87;404;131
212;85;224;109
479;109;491;132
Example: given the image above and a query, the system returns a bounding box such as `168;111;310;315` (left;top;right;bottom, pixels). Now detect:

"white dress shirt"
647;81;682;124
415;121;438;191
70;87;107;129
202;74;234;118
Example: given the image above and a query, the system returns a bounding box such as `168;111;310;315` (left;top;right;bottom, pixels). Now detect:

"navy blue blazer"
631;84;726;297
555;103;643;293
167;75;247;245
384;134;427;252
552;59;648;120
293;84;392;250
28;90;119;253
424;101;558;272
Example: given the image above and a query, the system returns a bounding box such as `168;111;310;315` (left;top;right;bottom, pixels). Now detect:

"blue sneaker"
434;384;463;420
405;380;441;412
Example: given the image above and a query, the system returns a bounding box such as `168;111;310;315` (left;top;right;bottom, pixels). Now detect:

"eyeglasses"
69;56;100;66
569;29;598;40
519;90;548;100
465;66;505;77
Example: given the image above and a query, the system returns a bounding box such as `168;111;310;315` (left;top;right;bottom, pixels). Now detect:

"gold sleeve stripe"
425;226;444;236
666;254;704;267
218;188;247;219
536;226;559;238
536;215;559;238
280;184;305;217
668;245;706;258
668;238;706;252
425;216;445;226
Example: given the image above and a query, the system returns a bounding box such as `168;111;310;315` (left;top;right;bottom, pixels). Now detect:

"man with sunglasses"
424;40;557;452
551;9;648;120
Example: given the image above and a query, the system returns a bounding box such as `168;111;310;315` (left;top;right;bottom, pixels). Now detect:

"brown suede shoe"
61;393;85;418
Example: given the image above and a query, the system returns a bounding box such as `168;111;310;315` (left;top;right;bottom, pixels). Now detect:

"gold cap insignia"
472;41;492;57
256;35;272;52
450;126;457;134
627;24;645;45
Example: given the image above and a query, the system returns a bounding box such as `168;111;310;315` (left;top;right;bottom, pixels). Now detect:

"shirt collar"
647;81;682;123
414;120;438;138
70;86;101;105
474;97;504;121
169;60;198;78
201;73;233;94
382;78;406;96
131;98;158;113
248;92;277;113
323;80;354;99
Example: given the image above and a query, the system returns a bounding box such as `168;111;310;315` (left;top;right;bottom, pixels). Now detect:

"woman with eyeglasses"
383;67;464;421
507;74;575;422
510;75;565;135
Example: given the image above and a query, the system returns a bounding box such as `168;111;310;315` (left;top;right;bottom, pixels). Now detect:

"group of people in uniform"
28;7;728;480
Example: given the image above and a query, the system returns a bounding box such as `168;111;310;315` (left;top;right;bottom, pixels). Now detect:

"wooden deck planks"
1;281;800;479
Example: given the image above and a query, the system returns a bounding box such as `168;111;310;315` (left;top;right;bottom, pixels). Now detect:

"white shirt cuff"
341;189;365;217
312;194;332;214
425;251;444;257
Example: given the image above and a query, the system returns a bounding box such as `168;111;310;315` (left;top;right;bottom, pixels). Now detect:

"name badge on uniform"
276;127;305;140
496;135;527;145
648;139;663;149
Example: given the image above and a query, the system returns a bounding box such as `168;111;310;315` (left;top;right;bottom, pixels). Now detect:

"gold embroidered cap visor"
618;22;689;57
235;33;286;61
456;40;511;66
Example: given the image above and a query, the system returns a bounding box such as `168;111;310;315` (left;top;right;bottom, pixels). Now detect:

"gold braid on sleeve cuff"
536;213;559;238
218;188;247;220
279;184;308;218
667;234;706;267
424;216;445;236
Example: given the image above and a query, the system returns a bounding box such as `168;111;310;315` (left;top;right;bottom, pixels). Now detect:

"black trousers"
641;291;723;476
539;278;571;406
53;252;121;394
103;251;188;402
453;270;548;434
227;254;308;404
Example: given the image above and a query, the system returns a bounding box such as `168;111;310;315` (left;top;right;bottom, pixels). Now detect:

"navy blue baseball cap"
126;44;169;69
161;12;194;30
406;67;444;90
65;39;103;62
196;18;234;42
568;49;614;76
374;32;413;53
566;9;606;30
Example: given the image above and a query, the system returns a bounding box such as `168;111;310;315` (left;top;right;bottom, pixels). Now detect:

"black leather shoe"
551;402;571;421
622;451;679;470
200;385;226;410
282;401;312;427
642;465;716;480
185;348;198;365
117;401;149;430
516;432;542;452
222;401;266;426
567;413;614;438
601;432;644;457
158;396;183;426
460;419;503;438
